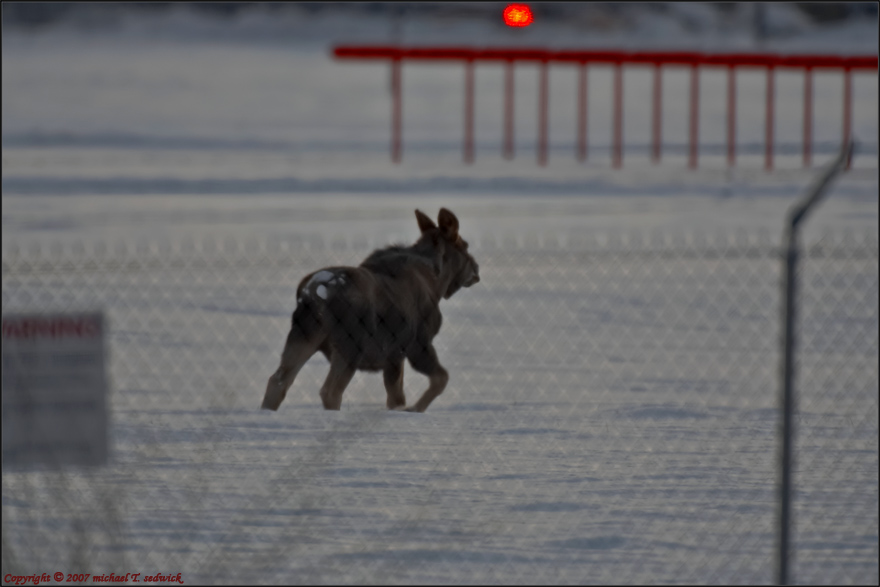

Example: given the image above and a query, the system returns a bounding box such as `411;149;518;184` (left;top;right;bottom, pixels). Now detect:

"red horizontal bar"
333;46;879;70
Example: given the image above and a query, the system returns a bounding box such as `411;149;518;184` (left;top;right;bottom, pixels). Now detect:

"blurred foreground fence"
2;229;878;584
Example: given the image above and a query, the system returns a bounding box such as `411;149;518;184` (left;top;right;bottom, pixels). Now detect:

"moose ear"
415;209;437;233
437;208;459;240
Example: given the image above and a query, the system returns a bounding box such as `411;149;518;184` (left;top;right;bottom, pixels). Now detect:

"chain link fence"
2;226;877;584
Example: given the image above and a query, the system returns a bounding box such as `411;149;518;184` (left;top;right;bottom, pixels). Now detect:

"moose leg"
262;328;322;411
383;359;407;410
319;353;357;410
405;344;449;413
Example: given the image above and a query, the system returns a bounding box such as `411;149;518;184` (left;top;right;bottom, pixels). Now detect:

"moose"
261;208;480;413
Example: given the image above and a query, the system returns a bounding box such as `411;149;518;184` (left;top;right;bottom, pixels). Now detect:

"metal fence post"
504;59;515;160
803;67;812;168
538;59;549;166
777;140;854;585
727;64;736;167
577;61;587;162
391;56;402;164
612;61;623;169
689;63;699;169
464;58;475;164
766;65;775;171
652;62;662;164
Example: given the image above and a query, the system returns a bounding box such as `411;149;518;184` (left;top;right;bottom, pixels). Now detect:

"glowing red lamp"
503;4;533;27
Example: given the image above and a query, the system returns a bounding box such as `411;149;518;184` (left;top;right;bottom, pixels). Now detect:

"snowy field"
2;5;878;585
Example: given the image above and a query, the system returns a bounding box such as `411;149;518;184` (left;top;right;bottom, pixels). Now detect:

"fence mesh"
2;230;877;585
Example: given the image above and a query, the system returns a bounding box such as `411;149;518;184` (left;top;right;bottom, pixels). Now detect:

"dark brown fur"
261;208;480;413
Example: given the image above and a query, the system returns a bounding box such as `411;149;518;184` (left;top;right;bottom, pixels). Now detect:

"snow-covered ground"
2;5;878;584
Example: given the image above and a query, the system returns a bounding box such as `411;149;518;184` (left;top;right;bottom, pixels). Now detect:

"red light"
503;4;533;27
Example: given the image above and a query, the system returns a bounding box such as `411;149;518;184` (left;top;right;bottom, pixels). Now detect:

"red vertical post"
652;62;662;164
765;66;775;171
843;67;853;170
504;59;514;160
464;58;475;165
688;63;699;169
538;59;549;166
727;65;736;167
577;61;587;162
803;67;812;167
612;62;623;169
391;57;402;164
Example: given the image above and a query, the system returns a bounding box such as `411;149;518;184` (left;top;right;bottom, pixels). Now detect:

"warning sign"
2;313;108;468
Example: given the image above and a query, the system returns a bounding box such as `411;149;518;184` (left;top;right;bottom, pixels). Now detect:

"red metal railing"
333;46;878;170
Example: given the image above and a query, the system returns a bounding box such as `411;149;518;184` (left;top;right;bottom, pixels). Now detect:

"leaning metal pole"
776;140;854;585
